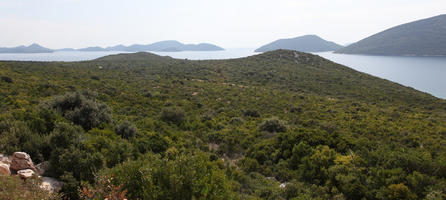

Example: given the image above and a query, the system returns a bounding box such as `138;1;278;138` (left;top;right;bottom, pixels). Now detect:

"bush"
115;120;138;139
105;151;234;200
244;109;260;118
160;107;186;124
44;92;112;130
1;76;13;83
259;117;287;133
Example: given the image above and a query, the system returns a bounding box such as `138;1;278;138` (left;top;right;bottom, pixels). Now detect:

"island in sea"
336;14;446;56
0;40;224;53
255;35;343;52
0;44;53;53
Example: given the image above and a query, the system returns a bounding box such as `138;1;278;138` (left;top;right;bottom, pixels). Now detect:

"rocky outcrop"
10;152;36;172
17;169;35;179
1;152;62;192
0;163;11;175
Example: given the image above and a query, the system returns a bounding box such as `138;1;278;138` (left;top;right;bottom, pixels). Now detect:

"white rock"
40;177;63;193
17;169;35;179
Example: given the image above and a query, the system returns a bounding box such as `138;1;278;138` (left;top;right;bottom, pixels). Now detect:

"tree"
44;92;112;130
259;117;287;133
114;120;138;139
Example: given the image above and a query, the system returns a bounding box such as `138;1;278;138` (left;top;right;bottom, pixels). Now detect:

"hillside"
336;14;446;56
0;44;53;53
0;50;445;199
255;35;343;52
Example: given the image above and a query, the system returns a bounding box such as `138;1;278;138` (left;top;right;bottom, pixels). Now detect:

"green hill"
0;50;445;199
336;14;446;56
255;35;343;52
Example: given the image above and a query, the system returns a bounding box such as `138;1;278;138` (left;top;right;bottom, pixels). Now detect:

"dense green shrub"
244;109;260;117
105;151;234;200
259;117;288;133
44;92;112;130
114;120;138;139
160;107;186;124
1;76;12;83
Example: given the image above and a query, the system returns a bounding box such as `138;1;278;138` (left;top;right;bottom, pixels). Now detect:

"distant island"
0;40;224;53
0;44;53;53
255;35;343;52
336;14;446;56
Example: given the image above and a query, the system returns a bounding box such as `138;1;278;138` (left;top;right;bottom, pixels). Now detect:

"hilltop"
336;14;446;56
0;50;445;199
255;35;343;52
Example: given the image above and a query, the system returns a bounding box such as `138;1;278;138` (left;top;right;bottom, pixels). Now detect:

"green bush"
160;107;186;125
114;120;138;139
244;109;260;118
259;117;287;133
44;92;112;130
106;151;234;200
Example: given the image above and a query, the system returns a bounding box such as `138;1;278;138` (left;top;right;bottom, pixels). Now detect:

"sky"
0;0;445;49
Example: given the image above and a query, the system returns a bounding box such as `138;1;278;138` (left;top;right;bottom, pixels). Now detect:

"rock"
0;163;11;175
10;152;36;172
17;169;35;179
280;183;287;188
36;161;50;175
0;154;10;165
40;177;63;193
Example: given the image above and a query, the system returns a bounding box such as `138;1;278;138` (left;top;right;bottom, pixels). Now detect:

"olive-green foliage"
114;120;138;139
160;106;186;125
105;151;234;200
259;117;288;133
0;50;446;199
44;92;112;130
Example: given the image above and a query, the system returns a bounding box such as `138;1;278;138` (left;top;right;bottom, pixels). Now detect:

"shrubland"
0;50;445;199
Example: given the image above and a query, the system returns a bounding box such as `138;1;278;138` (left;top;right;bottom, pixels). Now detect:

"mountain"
255;35;343;52
77;46;107;51
88;40;224;52
336;14;446;56
55;48;76;51
0;43;53;53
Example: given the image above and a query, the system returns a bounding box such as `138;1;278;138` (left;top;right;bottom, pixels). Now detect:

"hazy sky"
0;0;445;49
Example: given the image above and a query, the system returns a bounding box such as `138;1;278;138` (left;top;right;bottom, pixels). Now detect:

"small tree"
259;117;287;133
115;121;138;139
160;107;186;125
44;92;112;130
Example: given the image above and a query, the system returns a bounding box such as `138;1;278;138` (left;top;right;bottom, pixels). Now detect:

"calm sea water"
0;49;444;99
315;52;446;99
0;48;259;62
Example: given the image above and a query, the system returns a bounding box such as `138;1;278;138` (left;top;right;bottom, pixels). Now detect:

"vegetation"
0;50;445;199
0;175;60;200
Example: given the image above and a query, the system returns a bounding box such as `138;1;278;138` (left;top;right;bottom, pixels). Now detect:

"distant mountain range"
0;40;224;53
255;35;343;53
0;44;53;53
336;14;446;56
